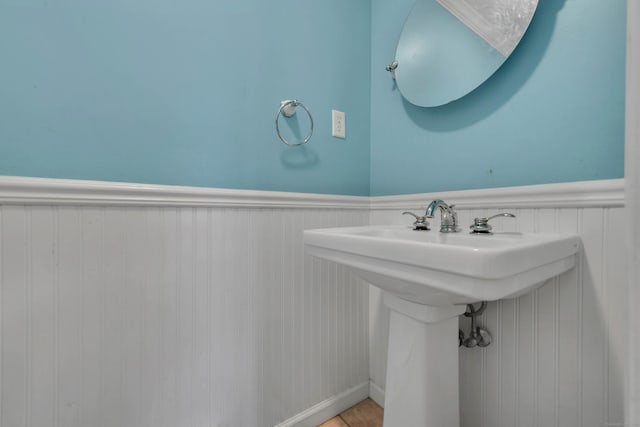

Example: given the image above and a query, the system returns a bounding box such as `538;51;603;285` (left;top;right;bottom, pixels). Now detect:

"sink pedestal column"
382;293;467;427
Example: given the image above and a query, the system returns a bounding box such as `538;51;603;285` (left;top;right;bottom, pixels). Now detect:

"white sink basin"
304;225;580;306
304;224;580;426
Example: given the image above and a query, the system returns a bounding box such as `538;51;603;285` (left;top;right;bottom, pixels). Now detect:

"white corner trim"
625;0;640;425
369;179;624;210
0;176;369;209
368;381;386;409
274;382;370;427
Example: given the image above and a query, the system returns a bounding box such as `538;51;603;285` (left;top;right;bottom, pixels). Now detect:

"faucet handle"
486;213;515;221
470;213;516;234
402;211;430;231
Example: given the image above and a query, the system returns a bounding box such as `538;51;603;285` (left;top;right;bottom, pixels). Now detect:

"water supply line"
459;301;492;348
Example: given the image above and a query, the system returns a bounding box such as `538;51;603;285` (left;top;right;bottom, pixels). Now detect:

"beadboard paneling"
0;177;629;426
369;205;627;427
0;204;369;427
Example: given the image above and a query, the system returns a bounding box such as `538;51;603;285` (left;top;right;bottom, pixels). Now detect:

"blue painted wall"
0;0;628;197
370;0;626;195
0;0;371;195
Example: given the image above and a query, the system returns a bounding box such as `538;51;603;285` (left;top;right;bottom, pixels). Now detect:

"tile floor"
317;399;383;427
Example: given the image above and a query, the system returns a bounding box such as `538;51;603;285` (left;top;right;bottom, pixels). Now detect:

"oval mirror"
394;0;538;107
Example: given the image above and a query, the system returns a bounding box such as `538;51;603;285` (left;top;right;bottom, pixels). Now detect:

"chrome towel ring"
275;99;314;147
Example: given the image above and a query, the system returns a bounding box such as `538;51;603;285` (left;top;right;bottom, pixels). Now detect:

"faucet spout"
426;199;459;233
426;199;448;218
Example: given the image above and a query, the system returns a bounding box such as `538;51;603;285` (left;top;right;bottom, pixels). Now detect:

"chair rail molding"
0;176;623;210
370;179;624;210
0;176;369;209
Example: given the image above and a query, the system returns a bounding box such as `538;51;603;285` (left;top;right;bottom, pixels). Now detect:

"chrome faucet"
426;199;459;233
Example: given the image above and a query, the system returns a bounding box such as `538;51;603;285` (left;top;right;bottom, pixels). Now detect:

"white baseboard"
274;382;370;427
368;381;386;409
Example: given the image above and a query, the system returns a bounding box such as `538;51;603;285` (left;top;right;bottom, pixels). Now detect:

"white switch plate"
332;110;346;139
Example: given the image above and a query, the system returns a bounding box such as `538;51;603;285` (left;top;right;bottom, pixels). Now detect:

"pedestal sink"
303;225;580;427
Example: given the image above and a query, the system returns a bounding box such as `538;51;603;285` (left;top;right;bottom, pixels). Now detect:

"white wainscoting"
0;177;370;427
369;179;627;427
0;176;629;427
